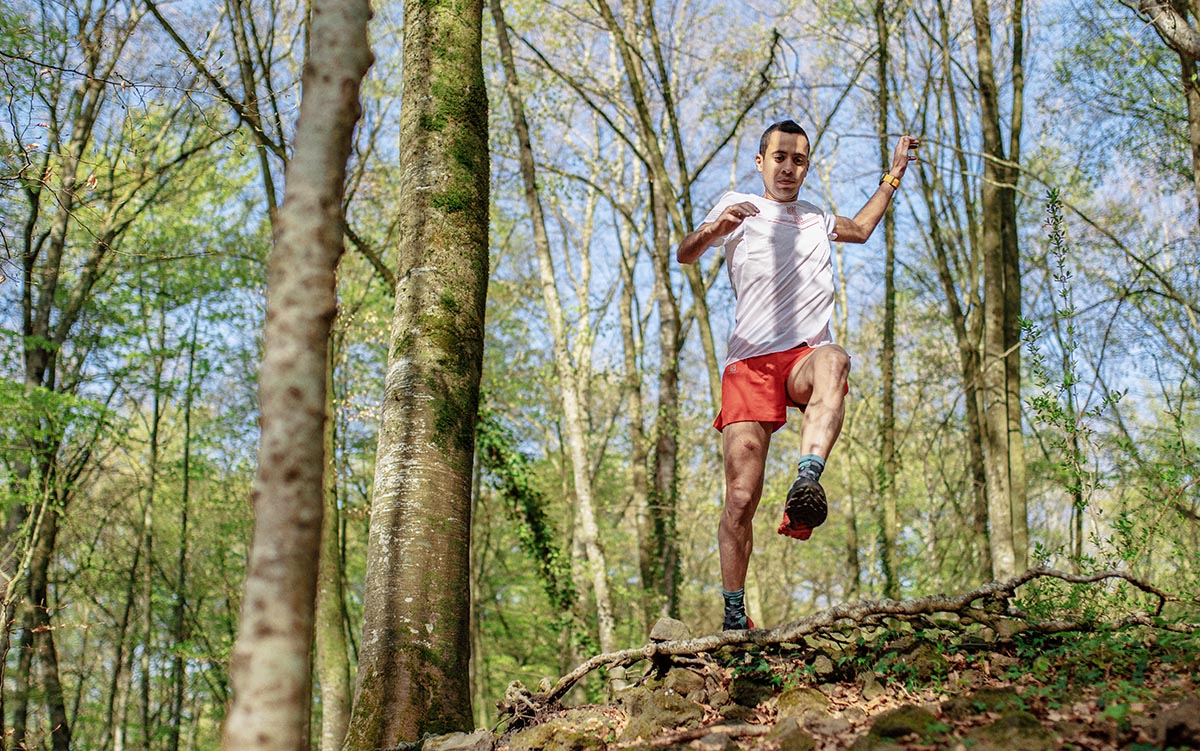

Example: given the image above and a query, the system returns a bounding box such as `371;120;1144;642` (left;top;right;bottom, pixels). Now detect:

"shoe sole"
777;479;827;540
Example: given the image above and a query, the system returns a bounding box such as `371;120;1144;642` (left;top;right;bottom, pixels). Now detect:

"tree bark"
971;0;1027;580
220;1;372;749
342;0;487;743
167;309;202;751
1136;0;1200;59
316;338;352;751
875;0;900;600
27;507;71;751
1182;51;1200;224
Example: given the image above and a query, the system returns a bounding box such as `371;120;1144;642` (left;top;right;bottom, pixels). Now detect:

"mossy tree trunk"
875;0;900;601
343;0;489;744
220;1;373;749
972;0;1028;580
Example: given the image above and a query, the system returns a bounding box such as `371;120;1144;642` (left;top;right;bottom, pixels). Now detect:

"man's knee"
814;345;850;389
721;491;757;534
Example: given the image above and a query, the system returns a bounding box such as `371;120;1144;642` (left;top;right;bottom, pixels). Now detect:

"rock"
1153;696;1200;748
942;686;1025;720
847;734;900;751
868;704;941;739
961;710;1055;751
776;685;830;720
662;667;705;697
987;652;1020;672
617;685;704;743
888;642;948;682
841;706;868;722
805;715;852;735
507;709;615;751
694;731;736;751
995;618;1028;640
957;668;986;687
810;654;836;679
766;718;817;751
423;729;494;751
729;673;774;707
649;618;692;642
858;673;887;701
719;704;756;723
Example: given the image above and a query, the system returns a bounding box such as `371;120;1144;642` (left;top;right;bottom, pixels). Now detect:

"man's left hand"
890;135;920;179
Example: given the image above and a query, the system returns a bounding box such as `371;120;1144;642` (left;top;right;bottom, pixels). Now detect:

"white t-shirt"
703;191;837;368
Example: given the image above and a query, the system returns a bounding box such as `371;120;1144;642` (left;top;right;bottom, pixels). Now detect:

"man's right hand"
710;201;760;235
677;201;760;264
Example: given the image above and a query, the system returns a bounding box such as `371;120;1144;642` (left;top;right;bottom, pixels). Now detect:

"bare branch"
504;567;1195;719
1131;0;1200;59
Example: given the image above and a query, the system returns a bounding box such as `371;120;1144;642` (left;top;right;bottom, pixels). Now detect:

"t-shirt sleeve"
824;210;838;241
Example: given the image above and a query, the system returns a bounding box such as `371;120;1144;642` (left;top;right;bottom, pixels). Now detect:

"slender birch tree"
221;1;372;749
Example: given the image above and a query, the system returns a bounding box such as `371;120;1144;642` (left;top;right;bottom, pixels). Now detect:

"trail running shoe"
777;476;828;540
722;613;756;631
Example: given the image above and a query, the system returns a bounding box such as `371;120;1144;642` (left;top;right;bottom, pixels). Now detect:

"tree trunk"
27;507;71;751
1184;52;1200;224
141;312;166;749
167;310;201;751
9;625;34;751
342;0;487;743
220;2;372;749
875;0;900;600
316;339;351;751
971;0;1026;580
913;0;994;581
489;0;622;670
591;0;684;616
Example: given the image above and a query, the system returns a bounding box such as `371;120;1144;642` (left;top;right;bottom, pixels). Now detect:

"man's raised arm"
677;201;760;263
834;135;920;244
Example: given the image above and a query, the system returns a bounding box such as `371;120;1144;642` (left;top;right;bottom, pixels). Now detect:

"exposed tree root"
497;566;1198;727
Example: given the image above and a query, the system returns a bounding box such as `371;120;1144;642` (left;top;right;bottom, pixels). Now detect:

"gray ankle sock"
797;454;826;482
722;588;747;627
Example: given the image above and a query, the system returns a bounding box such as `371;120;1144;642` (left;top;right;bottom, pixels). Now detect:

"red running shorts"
713;344;846;433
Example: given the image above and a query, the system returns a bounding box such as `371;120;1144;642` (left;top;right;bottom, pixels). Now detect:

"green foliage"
1007;628;1200;713
1022;190;1122;515
476;401;576;613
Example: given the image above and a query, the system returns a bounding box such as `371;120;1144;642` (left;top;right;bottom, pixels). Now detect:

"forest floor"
490;583;1200;751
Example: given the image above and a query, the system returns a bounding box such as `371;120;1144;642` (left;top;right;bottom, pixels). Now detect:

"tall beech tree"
343;0;490;742
220;0;373;749
972;0;1029;579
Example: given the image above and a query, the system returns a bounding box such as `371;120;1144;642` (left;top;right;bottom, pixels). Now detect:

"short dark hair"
758;120;808;155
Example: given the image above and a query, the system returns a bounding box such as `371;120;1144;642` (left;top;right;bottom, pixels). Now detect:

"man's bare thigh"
785;344;848;405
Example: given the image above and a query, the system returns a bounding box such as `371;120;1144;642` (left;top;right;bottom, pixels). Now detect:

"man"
677;120;919;631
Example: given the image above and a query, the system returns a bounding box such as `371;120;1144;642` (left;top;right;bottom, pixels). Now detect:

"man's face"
755;130;810;202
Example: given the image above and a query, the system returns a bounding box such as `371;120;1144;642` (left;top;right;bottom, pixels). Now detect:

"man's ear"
755;154;764;172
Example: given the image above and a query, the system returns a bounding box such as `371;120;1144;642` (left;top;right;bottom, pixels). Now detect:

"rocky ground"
423;614;1200;751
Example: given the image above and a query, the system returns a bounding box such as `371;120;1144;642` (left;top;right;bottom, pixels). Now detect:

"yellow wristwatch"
879;173;901;189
